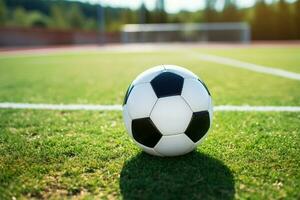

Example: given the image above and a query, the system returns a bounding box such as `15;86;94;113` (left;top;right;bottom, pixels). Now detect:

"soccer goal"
121;22;251;43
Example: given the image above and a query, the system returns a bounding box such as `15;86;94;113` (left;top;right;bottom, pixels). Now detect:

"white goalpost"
121;22;251;43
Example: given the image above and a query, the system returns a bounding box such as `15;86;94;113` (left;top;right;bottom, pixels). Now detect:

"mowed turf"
0;46;300;199
0;48;300;105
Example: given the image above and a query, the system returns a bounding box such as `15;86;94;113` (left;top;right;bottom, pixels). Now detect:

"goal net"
121;22;250;43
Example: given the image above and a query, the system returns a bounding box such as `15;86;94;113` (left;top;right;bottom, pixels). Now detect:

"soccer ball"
122;65;213;157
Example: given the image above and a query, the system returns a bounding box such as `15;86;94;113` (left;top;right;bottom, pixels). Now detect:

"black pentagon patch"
132;118;162;148
123;84;134;105
150;72;184;98
185;111;210;143
198;79;211;96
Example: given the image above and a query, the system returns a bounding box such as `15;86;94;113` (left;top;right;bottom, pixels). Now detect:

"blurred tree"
139;2;150;23
4;0;50;16
105;7;120;32
152;0;167;23
252;0;277;40
122;8;138;24
26;11;49;28
275;0;295;39
49;4;69;30
275;0;300;40
295;0;300;38
169;11;201;23
68;4;85;30
11;7;28;27
3;0;98;20
203;0;218;22
83;18;97;31
10;7;49;28
221;0;242;22
0;0;7;25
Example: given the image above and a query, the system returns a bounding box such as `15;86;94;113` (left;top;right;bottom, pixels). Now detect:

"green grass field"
0;45;300;199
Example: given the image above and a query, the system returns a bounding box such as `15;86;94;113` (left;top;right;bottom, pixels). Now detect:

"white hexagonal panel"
154;134;195;156
127;83;158;119
122;105;133;138
132;65;165;85
150;96;192;135
181;79;210;112
164;65;198;79
137;143;163;156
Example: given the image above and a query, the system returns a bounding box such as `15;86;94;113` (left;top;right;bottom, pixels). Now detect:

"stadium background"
0;0;300;46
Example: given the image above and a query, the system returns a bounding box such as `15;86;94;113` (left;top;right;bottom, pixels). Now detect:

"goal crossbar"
121;22;251;43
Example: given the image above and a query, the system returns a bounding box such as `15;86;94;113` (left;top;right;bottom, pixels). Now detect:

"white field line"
194;52;300;81
214;105;300;112
1;102;300;112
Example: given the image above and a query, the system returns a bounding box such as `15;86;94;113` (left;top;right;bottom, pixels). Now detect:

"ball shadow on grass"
120;151;235;200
